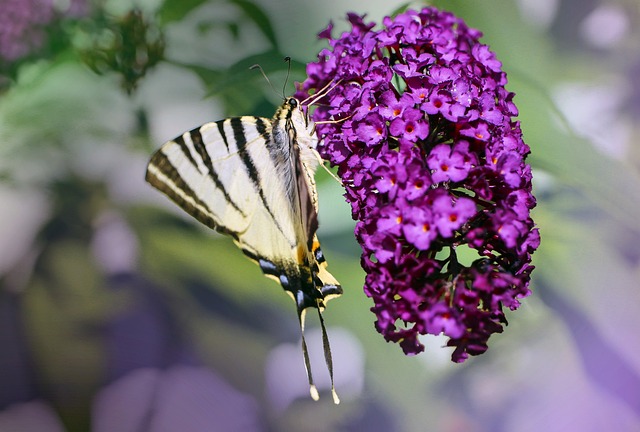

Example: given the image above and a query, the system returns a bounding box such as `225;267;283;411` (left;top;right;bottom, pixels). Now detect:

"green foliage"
229;0;279;49
388;2;413;18
76;9;165;93
171;50;305;115
158;0;213;24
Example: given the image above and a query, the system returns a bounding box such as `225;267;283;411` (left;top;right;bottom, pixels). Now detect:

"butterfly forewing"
147;121;257;235
145;98;342;403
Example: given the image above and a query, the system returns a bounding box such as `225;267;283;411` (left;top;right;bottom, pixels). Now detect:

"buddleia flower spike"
298;7;540;362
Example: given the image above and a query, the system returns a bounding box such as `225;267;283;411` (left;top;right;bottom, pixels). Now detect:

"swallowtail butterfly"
146;91;342;403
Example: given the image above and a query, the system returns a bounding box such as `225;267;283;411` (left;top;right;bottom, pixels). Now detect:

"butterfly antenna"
298;308;320;401
249;63;282;100
283;56;292;97
317;307;340;404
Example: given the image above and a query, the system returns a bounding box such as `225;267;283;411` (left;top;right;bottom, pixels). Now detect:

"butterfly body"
146;97;341;402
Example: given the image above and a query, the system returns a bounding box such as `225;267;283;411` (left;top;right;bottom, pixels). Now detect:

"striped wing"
145;118;258;236
145;115;341;308
146;105;342;404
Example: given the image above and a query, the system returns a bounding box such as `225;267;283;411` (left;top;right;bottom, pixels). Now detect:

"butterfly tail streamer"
317;306;340;404
297;308;320;401
297;305;340;404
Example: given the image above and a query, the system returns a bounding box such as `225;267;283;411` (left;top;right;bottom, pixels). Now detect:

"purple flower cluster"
298;8;540;362
0;0;87;63
0;0;53;62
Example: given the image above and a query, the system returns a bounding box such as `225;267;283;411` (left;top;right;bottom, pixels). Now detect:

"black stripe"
306;201;319;248
216;120;230;151
260;259;291;289
189;129;246;217
148;152;226;235
230;117;287;238
242;250;292;290
174;135;199;169
242;242;337;307
255;117;270;142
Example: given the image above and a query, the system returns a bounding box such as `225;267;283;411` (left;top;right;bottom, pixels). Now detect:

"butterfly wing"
146;105;342;404
146;118;258;236
146;115;341;306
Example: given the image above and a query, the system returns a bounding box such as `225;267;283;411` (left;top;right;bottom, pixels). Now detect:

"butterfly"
145;93;342;404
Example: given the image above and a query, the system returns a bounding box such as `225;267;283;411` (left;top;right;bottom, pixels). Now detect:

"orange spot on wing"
297;244;307;264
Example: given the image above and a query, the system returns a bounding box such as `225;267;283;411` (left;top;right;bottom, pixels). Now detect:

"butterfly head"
282;97;303;120
275;96;316;144
289;97;310;125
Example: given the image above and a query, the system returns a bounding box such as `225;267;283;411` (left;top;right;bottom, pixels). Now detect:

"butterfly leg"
301;79;343;106
309;147;343;186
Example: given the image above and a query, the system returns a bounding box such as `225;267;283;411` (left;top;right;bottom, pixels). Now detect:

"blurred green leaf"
24;240;113;431
131;207;281;305
158;0;212;24
230;0;279;49
171;50;305;114
389;2;412;18
511;73;640;234
0;62;133;174
219;82;270;115
206;50;305;95
438;0;640;235
170;61;223;88
227;21;240;40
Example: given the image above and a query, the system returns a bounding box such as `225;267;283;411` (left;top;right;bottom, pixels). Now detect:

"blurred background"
1;0;639;431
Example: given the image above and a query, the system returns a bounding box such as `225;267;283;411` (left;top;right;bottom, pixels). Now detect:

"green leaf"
220;81;268;115
229;0;279;49
389;2;412;18
206;50;305;96
172;51;305;114
159;0;212;24
167;60;261;114
24;240;113;431
227;21;240;41
169;61;223;87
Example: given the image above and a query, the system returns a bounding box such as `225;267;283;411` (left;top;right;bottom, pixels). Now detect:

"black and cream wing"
145;117;263;236
146;102;342;404
146;115;340;305
147;116;294;255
